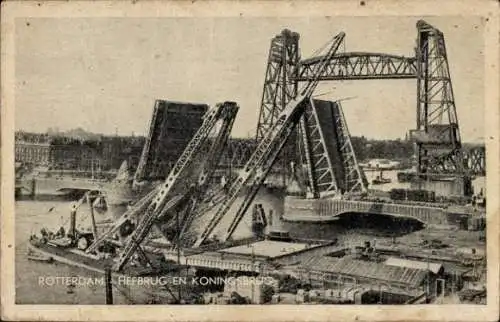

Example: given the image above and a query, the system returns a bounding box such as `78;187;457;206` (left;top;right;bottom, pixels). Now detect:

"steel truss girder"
463;146;486;176
220;139;257;168
219;139;289;171
298;99;339;197
296;52;417;81
332;101;368;194
419;148;463;175
220;140;486;177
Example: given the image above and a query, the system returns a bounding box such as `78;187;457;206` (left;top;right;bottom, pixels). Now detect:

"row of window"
15;147;49;163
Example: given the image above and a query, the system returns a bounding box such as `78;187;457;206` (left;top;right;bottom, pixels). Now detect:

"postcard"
1;0;498;321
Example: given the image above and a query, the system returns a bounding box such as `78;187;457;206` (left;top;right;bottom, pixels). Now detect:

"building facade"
15;141;50;166
15;131;145;174
15;132;51;166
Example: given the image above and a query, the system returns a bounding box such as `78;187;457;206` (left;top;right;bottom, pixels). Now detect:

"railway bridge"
220;139;485;177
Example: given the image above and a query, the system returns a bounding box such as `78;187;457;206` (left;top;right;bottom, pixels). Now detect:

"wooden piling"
30;177;36;200
176;210;182;302
69;208;77;240
87;194;99;239
105;267;113;305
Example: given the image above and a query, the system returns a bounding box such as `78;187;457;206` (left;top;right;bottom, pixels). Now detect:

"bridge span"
283;196;484;227
219;138;486;177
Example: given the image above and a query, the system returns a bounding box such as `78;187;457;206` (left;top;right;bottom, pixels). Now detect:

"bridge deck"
283;196;483;226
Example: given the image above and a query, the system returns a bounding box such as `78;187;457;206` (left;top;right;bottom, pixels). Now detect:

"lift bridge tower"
410;21;472;196
256;29;367;198
255;30;302;184
256;21;475;198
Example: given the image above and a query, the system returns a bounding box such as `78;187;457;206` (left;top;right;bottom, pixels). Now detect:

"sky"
15;16;485;142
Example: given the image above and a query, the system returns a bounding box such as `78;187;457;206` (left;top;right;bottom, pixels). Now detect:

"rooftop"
221;240;319;259
301;256;428;288
384;257;443;274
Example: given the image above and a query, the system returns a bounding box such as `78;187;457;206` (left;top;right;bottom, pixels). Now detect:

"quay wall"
283;196;456;226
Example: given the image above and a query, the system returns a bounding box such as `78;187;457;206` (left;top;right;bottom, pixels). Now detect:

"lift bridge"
256;20;485;181
87;22;485;272
134;20;486;184
132;20;484;187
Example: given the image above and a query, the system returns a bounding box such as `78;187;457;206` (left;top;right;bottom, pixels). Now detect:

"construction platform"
162;236;339;273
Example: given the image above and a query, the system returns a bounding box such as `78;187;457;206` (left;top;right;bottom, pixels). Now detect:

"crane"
90;30;345;270
192;31;346;247
85;102;239;271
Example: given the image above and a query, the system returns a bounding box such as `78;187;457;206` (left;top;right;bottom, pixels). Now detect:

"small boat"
28;254;54;263
93;195;108;211
27;248;54;263
372;171;392;185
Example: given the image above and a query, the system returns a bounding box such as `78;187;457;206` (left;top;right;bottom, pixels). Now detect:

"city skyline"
15;16;485;143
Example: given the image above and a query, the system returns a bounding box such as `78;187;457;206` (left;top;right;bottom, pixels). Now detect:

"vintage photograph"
2;1;499;321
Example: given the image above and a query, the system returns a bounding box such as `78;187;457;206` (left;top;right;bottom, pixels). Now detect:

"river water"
15;171;486;304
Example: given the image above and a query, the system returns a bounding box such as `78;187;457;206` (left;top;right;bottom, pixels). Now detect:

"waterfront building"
14;132;51;166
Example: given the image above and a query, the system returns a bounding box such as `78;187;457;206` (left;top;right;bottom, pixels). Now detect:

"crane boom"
171;102;238;240
85;102;237;260
112;102;238;271
85;186;159;254
193;32;345;247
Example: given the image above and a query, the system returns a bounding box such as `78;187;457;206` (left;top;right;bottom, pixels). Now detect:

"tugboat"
26;190;181;274
371;171;392;185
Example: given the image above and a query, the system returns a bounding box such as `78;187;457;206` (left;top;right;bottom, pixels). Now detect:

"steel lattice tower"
256;29;300;140
255;30;301;179
256;29;368;197
412;20;465;177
